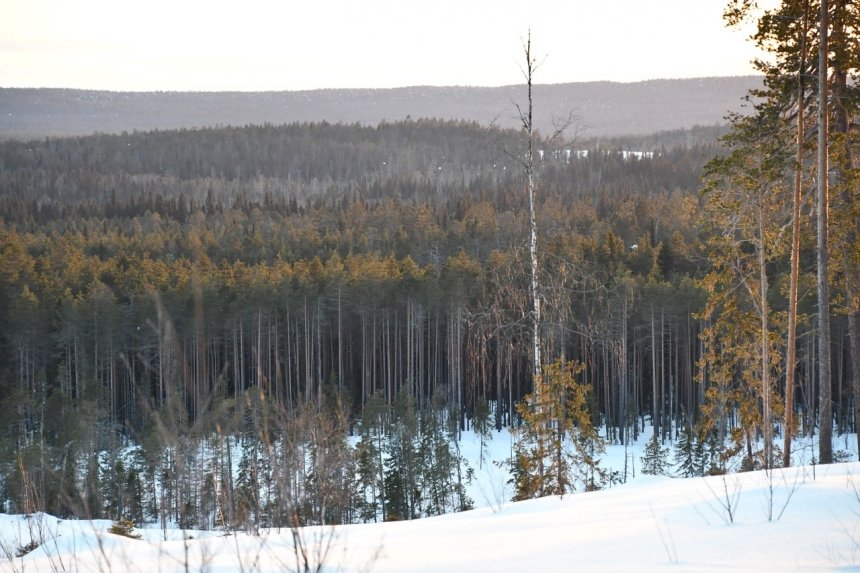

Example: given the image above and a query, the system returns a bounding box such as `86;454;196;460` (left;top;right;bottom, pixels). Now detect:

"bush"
108;517;142;539
15;539;39;557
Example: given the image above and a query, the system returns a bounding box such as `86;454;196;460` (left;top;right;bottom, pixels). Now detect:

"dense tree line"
0;108;856;526
702;0;860;468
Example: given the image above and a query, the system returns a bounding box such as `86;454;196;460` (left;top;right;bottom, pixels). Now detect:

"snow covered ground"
3;429;859;572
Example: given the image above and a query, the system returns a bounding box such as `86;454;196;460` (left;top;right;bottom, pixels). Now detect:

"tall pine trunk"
758;203;772;469
784;0;809;467
829;0;860;461
816;0;833;464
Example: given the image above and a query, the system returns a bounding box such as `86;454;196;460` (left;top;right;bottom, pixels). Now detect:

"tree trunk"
829;0;860;461
784;0;809;468
523;31;542;391
816;0;833;465
758;204;772;469
651;304;659;435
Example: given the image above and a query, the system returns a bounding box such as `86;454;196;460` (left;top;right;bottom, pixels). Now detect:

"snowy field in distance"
2;428;859;572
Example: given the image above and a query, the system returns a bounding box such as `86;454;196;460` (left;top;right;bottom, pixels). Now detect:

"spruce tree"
382;393;419;521
640;433;671;476
472;398;493;470
382;448;408;521
511;360;604;499
354;393;387;523
674;424;703;478
234;438;260;532
354;436;381;522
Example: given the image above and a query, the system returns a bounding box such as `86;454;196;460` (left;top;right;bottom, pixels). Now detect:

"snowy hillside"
3;431;859;572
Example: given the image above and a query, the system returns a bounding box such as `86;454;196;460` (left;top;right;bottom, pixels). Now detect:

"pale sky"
1;0;771;92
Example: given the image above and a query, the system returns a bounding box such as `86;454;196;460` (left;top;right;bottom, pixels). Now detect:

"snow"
3;430;859;572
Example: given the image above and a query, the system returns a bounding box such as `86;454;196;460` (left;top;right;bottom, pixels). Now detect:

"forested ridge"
0;63;857;534
0;76;760;140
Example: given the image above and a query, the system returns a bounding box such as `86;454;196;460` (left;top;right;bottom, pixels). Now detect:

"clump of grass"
15;539;39;557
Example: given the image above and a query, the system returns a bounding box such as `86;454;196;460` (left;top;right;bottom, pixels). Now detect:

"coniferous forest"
1;0;859;535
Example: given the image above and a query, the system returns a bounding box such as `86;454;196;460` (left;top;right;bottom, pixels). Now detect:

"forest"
0;0;858;535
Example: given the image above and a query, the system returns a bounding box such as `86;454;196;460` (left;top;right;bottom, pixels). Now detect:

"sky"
1;0;773;92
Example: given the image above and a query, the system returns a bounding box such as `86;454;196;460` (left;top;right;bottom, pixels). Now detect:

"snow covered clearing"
2;430;858;572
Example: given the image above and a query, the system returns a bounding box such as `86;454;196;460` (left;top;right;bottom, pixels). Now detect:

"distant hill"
0;76;760;140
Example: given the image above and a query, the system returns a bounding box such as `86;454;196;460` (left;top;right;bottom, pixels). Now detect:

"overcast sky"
2;0;772;92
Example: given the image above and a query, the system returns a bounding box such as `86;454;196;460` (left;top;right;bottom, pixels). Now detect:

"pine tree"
699;97;792;471
724;0;860;466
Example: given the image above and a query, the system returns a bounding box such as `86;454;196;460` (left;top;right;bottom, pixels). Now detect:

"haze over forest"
0;76;760;140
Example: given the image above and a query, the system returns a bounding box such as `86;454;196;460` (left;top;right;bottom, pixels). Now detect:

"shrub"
108;517;142;539
15;539;39;557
